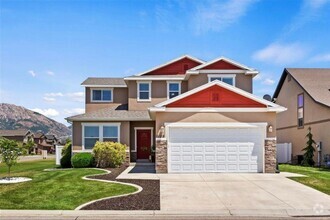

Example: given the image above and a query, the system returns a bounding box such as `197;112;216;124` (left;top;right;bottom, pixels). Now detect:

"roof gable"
137;55;204;76
189;56;253;71
167;85;266;108
273;68;330;107
155;80;282;110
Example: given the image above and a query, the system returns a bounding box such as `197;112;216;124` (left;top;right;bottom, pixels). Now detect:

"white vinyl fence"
277;143;292;164
56;145;64;165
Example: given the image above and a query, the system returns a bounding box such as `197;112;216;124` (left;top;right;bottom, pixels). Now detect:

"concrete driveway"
117;165;330;216
158;173;330;215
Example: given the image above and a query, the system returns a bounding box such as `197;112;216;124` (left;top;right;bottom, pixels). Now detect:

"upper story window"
91;88;113;102
208;74;236;86
137;81;151;102
297;93;304;128
167;81;181;99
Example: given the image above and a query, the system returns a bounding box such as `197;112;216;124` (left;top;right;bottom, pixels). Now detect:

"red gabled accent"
145;57;201;75
167;85;266;108
200;60;243;70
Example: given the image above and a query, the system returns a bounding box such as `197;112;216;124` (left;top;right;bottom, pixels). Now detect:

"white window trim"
137;81;152;102
91;88;113;103
82;122;121;151
207;74;236;86
167;81;181;99
133;127;154;152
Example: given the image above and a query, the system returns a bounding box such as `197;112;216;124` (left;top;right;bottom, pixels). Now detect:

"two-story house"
273;68;330;165
66;55;286;173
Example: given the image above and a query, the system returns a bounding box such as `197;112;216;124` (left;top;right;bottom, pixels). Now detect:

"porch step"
131;162;155;166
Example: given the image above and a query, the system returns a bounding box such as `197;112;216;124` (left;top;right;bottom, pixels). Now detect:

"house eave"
149;107;287;113
81;84;128;88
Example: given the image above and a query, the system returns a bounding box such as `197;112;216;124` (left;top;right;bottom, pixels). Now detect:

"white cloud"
262;78;275;85
28;70;36;77
44;92;64;97
64;108;85;115
286;0;330;33
66;92;84;102
43;97;56;102
310;53;330;62
32;108;59;118
194;0;257;34
253;42;308;65
306;0;329;9
46;71;55;76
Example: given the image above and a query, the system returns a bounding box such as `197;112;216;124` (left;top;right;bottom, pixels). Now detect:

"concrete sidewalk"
0;209;329;220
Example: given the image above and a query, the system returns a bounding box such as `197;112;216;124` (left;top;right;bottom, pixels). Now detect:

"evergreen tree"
301;127;316;166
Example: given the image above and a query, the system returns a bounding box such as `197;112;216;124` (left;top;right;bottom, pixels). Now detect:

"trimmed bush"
60;142;72;168
71;153;94;168
93;141;126;168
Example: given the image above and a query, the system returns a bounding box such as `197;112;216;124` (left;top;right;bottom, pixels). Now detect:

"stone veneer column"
156;138;168;173
265;138;277;173
124;147;130;166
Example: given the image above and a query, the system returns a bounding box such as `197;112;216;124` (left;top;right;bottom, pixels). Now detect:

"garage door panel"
168;125;265;173
182;155;192;161
194;146;203;152
205;154;215;161
216;155;226;161
194;155;204;161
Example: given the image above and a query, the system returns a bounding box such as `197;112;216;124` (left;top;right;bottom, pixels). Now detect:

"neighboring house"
0;129;34;144
34;132;57;153
273;68;330;165
66;55;286;173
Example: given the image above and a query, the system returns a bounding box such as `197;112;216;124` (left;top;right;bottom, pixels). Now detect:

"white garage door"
167;123;266;173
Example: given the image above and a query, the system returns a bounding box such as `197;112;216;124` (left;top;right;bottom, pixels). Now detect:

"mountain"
0;103;71;137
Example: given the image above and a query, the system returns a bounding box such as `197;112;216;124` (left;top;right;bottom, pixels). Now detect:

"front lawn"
279;164;330;195
0;159;137;210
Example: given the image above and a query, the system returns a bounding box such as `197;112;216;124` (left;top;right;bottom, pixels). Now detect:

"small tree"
24;139;35;154
0;138;22;177
301;127;316;166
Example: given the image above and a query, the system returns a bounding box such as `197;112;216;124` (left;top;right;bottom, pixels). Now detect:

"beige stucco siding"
85;87;128;113
128;81;168;110
277;122;330;158
276;74;330;159
187;73;253;93
155;112;276;138
72;121;130;151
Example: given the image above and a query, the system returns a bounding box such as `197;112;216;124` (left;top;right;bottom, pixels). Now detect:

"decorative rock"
156;139;167;173
265;139;277;173
0;177;32;184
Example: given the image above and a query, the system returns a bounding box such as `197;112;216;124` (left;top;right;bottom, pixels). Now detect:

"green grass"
279;164;330;195
0;159;137;210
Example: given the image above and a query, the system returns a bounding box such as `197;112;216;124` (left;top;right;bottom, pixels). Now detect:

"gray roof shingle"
0;129;30;137
274;68;330;107
81;78;127;86
66;106;151;122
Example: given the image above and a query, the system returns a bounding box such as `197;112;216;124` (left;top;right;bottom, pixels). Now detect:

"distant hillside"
0;103;71;137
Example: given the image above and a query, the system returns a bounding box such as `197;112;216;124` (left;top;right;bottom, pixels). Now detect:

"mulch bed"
81;165;160;210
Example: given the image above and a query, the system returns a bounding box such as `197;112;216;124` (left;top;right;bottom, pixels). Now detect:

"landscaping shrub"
93;141;126;168
71;153;94;168
60;142;72;168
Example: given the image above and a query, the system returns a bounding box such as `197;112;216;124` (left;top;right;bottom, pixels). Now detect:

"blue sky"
1;0;330;125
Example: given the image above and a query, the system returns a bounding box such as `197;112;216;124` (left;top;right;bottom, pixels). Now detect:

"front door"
137;129;151;160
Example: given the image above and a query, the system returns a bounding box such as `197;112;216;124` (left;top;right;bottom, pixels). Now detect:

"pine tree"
301;127;316;166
